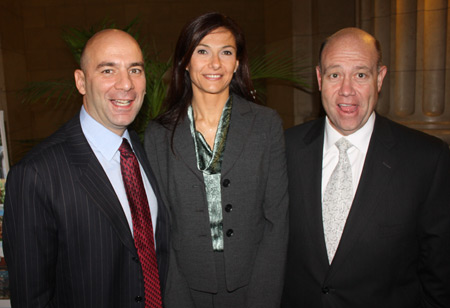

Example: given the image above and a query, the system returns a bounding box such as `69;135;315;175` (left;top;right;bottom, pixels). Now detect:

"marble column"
422;0;447;116
393;0;417;117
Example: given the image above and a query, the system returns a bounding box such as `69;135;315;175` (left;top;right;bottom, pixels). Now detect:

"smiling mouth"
204;74;222;79
338;103;358;113
111;99;132;107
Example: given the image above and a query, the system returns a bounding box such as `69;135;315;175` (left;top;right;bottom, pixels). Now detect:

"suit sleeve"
418;142;450;307
3;162;58;308
247;111;289;308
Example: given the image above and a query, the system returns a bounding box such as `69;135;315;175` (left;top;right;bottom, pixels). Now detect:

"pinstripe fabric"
3;114;169;308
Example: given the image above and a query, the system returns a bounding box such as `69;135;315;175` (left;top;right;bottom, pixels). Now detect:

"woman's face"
187;27;239;100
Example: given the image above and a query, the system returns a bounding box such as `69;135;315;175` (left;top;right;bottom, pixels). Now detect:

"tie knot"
335;137;352;153
119;138;133;156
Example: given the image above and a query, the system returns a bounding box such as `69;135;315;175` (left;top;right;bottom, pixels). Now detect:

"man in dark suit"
282;27;450;307
3;29;169;308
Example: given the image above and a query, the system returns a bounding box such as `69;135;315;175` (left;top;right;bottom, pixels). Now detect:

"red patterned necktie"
119;138;162;308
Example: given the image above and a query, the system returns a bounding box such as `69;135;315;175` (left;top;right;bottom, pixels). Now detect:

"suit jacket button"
225;204;233;212
135;296;143;302
222;179;231;187
226;229;234;237
322;286;330;294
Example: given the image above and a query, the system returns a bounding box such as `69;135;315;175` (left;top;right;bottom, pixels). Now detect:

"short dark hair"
157;12;255;127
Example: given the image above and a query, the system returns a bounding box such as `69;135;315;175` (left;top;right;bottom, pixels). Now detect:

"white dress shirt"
321;112;376;202
80;106;158;239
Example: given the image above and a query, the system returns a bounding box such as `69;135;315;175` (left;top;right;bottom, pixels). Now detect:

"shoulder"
375;115;448;155
20;116;78;165
233;95;282;128
285;117;324;145
144;120;173;150
145;119;171;137
235;95;278;116
9;116;80;179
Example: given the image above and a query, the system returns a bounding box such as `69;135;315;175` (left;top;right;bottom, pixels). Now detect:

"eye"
102;69;113;74
329;73;339;79
130;68;142;74
356;72;366;78
222;50;233;56
197;49;208;55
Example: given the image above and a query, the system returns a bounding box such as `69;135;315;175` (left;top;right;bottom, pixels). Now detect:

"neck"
191;93;229;124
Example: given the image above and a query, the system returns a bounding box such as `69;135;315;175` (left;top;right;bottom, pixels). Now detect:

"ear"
74;69;86;95
234;60;239;73
315;66;322;91
377;65;387;92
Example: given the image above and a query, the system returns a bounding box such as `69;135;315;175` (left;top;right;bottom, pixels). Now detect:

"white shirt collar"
80;106;132;161
324;112;375;154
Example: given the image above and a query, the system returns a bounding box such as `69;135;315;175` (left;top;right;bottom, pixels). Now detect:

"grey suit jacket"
145;95;289;308
3;114;169;308
282;114;450;308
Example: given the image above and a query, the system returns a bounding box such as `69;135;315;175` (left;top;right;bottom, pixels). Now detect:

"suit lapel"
131;131;166;212
327;115;397;276
221;96;253;176
173;116;204;181
66;116;137;257
131;131;170;292
172;96;253;179
300;119;330;268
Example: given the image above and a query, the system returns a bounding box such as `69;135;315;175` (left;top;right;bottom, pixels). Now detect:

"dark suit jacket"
3;114;169;308
282;115;450;308
144;95;289;308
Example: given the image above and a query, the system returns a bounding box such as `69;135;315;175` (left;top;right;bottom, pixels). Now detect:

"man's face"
74;30;146;136
316;33;387;136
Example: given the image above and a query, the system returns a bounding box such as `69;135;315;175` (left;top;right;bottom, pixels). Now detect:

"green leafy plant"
250;48;310;102
21;19;309;138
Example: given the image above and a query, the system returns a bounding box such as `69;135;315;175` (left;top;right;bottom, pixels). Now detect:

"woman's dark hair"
156;12;255;128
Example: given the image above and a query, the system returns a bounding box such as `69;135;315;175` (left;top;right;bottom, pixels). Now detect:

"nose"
115;70;134;91
338;76;355;96
209;53;221;70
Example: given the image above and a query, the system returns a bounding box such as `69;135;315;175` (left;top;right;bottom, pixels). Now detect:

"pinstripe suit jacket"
3;114;169;308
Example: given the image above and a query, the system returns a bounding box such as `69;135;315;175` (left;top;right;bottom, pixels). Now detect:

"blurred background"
0;0;449;164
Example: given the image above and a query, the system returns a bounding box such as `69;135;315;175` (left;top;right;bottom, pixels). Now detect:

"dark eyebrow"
355;66;371;71
96;61;145;69
196;43;236;50
96;62;117;69
130;62;145;68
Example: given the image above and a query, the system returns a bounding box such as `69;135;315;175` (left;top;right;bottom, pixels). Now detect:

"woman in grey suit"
144;12;288;308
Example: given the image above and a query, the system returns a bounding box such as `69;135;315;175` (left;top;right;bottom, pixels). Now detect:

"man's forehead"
322;41;377;67
83;30;142;60
84;41;143;68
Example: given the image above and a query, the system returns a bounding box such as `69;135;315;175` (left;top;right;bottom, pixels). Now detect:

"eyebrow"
324;64;371;72
354;65;371;71
197;43;237;50
96;61;145;69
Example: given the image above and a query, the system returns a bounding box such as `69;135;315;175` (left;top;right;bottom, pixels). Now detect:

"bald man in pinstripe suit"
3;29;169;308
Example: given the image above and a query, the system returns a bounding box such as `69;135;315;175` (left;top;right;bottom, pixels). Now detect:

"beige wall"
268;0;450;143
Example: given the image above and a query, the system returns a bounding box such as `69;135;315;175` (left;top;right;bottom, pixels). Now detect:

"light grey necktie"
323;137;353;264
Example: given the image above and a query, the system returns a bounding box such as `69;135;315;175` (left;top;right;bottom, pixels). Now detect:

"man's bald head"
79;29;143;71
318;27;382;72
